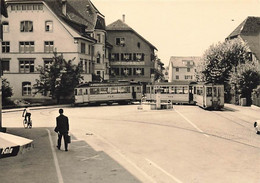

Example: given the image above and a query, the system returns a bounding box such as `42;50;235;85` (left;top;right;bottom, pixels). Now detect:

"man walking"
55;109;69;151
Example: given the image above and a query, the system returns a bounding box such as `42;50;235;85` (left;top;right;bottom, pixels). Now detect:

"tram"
145;81;224;109
193;82;224;109
74;81;143;105
145;81;194;104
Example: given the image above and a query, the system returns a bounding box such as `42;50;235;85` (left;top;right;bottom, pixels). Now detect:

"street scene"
1;103;260;183
2;0;260;183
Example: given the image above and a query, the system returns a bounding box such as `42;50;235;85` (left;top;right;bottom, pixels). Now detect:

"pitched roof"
169;56;202;68
106;19;157;50
6;0;104;38
226;16;260;60
227;16;260;39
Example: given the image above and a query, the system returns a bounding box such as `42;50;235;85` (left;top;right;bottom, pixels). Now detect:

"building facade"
106;17;160;83
168;56;201;82
1;0;108;100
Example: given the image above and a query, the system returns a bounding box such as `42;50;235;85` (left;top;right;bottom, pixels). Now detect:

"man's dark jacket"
56;114;69;133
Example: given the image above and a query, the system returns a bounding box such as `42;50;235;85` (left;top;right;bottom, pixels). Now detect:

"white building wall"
2;2;93;99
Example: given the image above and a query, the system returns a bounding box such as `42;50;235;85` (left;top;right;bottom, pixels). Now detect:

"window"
121;68;132;76
176;75;179;79
121;53;132;61
134;68;144;75
97;34;101;43
2;21;9;33
185;75;193;80
137;42;141;48
187;68;190;72
44;59;53;70
109;53;120;61
22;82;32;96
44;41;54;53
45;21;53;32
110;68;119;76
80;43;86;54
116;38;125;46
176;68;179;72
2;60;10;71
20;21;33;32
97;53;101;64
2;42;10;53
19;42;34;53
19;60;34;73
133;53;144;61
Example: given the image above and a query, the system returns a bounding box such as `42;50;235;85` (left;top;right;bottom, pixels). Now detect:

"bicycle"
23;118;32;129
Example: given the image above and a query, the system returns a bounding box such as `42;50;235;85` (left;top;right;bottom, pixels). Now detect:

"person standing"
55;108;69;151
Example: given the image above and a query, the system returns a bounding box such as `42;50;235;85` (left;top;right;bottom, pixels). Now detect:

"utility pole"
0;0;8;132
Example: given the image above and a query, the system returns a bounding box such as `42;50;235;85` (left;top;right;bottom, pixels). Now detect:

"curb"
2;104;71;113
251;105;260;110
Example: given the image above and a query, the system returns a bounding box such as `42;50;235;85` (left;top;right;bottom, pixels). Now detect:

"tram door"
189;85;193;103
132;86;136;100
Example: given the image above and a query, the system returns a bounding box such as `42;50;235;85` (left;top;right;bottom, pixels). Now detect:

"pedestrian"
55;108;69;151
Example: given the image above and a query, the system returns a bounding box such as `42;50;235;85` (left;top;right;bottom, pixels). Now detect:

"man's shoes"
56;146;60;150
65;149;68;151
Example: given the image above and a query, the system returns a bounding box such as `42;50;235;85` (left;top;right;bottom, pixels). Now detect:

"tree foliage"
230;61;260;105
34;53;83;103
197;38;256;103
2;78;13;105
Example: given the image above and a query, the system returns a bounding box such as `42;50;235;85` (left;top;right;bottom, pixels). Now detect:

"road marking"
46;129;64;183
145;158;183;183
93;133;157;183
174;109;209;137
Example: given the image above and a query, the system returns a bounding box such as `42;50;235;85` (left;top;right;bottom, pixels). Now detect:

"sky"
92;0;260;66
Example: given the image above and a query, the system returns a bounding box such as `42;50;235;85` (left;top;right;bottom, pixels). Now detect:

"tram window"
74;89;77;95
135;86;141;92
194;87;196;94
151;87;154;94
85;89;88;95
218;87;221;97
111;87;118;93
213;87;217;97
118;86;127;93
100;87;109;94
90;88;99;94
146;87;151;93
79;89;82;95
162;87;169;94
183;86;188;94
177;86;183;94
207;87;212;97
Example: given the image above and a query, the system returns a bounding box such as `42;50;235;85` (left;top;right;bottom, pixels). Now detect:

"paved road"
1;104;260;183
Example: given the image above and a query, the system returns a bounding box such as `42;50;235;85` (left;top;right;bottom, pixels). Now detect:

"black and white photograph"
1;0;260;182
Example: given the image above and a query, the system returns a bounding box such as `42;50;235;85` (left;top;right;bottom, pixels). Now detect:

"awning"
0;132;33;158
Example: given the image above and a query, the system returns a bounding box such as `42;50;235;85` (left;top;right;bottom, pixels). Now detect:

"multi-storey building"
106;16;159;83
1;0;108;100
168;56;201;82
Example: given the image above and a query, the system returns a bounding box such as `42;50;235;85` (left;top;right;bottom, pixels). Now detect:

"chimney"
122;14;125;23
61;0;67;16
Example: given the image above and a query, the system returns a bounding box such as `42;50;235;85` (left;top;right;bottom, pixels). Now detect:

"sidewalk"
2;104;71;113
0;128;141;183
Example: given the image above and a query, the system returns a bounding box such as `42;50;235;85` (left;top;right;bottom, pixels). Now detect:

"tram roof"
148;81;191;86
76;81;140;88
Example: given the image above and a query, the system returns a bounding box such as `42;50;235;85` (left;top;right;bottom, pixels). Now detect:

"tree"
198;38;252;102
230;61;260;105
34;53;83;103
2;78;13;106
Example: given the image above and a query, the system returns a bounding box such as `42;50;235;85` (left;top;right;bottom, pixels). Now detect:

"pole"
0;0;6;132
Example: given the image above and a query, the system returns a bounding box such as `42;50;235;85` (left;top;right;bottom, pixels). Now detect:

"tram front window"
213;87;217;97
206;87;212;97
